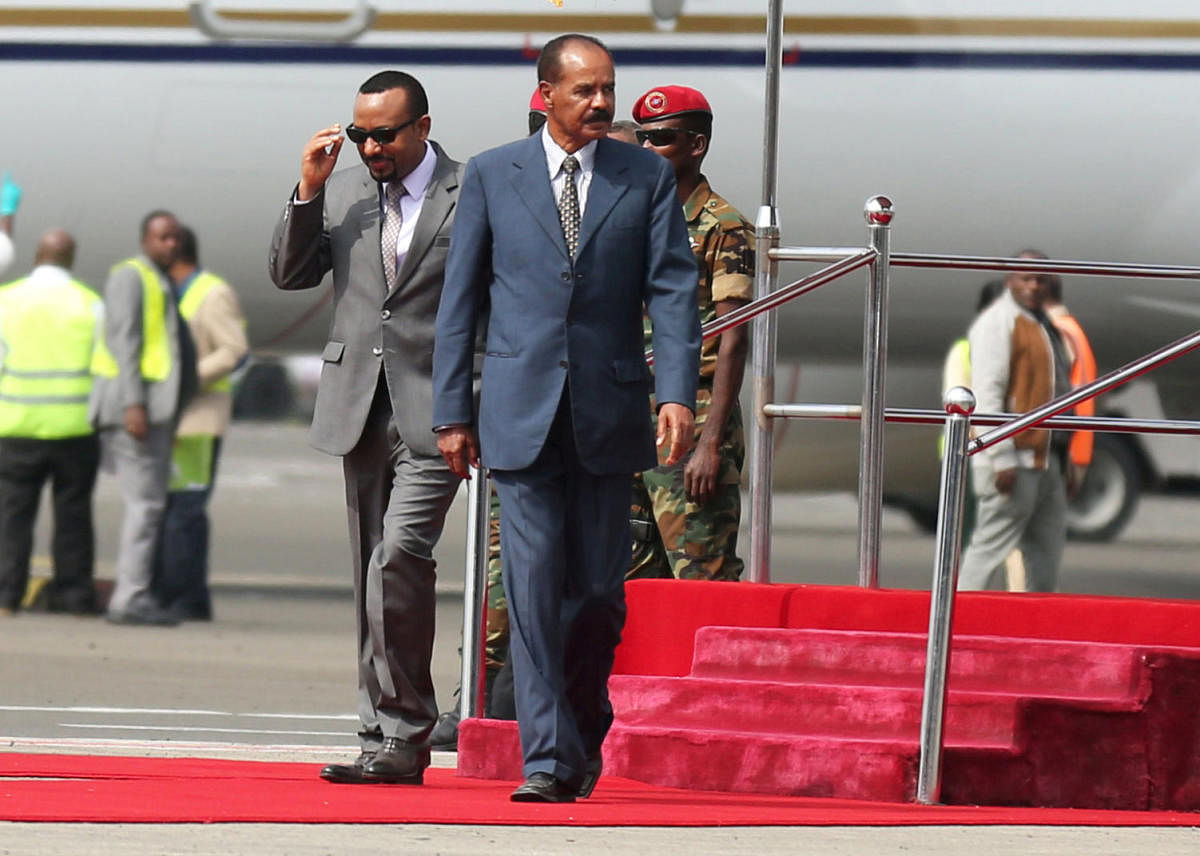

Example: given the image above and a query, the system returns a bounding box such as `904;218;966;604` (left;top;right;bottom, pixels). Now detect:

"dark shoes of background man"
320;739;430;785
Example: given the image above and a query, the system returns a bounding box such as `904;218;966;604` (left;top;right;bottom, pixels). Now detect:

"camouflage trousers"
628;395;745;582
485;484;508;670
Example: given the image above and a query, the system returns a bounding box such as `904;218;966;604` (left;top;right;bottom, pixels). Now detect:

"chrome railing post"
459;467;491;720
857;196;894;588
916;386;976;805
747;0;784;585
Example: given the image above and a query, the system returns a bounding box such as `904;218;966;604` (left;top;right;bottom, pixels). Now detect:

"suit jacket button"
561;272;570;281
372;346;383;356
559;360;569;369
380;309;391;320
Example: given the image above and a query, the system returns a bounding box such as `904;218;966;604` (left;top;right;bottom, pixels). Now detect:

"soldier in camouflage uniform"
627;85;753;581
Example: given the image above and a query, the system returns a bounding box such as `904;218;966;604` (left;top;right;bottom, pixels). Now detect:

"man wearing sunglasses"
627;85;754;583
269;70;481;786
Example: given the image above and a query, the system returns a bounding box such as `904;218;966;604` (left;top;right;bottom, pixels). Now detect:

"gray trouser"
343;386;460;750
957;456;1066;593
102;424;173;615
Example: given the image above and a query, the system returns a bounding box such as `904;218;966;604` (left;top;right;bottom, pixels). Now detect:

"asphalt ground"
3;422;1199;854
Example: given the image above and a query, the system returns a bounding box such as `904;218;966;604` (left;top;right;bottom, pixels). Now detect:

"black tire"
1066;434;1141;542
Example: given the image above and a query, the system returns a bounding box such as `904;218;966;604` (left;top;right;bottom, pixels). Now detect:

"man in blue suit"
433;34;700;803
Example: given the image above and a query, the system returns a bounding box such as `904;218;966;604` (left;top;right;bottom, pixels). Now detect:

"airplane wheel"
1066;435;1141;542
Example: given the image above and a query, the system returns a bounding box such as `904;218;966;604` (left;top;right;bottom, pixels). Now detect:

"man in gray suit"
269;70;477;785
434;35;700;803
92;210;195;626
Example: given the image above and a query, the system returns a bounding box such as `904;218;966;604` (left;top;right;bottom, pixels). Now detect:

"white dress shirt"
541;125;597;218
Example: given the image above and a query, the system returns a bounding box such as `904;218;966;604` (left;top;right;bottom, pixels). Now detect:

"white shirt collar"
383;141;436;206
541;125;597;181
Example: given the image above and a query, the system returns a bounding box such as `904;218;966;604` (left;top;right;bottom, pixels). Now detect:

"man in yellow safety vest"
151;225;247;621
0;229;101;615
90;210;196;626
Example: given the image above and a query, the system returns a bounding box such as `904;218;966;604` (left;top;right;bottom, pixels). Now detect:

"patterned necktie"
381;181;405;288
558;155;581;258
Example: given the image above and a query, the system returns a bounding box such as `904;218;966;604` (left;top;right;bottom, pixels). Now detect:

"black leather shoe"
430;710;459;752
511;772;577;803
577;754;603;799
319;750;377;784
362;737;430;784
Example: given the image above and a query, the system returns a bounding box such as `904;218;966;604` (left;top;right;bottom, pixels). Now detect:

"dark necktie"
558;155;580;257
381;182;405;289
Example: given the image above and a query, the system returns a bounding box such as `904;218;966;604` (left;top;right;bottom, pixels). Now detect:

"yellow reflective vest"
0;271;100;439
177;270;232;394
90;257;172;382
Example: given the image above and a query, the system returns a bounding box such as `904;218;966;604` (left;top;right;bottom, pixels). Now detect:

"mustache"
585;109;613;123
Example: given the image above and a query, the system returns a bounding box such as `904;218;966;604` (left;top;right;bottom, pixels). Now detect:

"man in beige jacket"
153;225;248;620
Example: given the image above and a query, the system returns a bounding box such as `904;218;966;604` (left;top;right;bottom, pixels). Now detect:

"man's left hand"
657;403;694;467
684;440;720;505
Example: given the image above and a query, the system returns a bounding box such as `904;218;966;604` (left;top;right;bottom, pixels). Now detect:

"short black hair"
175;225;198;266
537;34;610;84
140;209;175;239
358;70;429;118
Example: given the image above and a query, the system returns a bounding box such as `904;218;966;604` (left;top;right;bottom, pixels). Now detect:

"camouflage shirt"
644;176;754;382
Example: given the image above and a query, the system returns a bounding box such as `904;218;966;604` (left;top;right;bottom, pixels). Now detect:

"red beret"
529;87;547;114
632;85;712;123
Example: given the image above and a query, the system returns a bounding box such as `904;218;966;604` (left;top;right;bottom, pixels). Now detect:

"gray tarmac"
3;422;1199;854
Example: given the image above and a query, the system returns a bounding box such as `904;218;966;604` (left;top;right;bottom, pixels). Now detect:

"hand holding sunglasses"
298;122;346;202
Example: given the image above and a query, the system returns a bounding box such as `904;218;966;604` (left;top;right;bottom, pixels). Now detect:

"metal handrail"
763;403;1200;436
891;252;1200;281
643;248;874;366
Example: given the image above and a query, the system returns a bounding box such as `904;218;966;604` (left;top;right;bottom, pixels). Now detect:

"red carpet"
1;753;1198;826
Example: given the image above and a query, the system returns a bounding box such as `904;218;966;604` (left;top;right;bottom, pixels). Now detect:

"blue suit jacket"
433;134;700;475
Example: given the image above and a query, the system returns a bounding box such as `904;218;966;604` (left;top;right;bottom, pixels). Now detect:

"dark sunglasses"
345;117;418;145
634;128;699;146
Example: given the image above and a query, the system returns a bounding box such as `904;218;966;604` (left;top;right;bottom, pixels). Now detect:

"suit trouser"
491;393;630;786
102;424;173;615
957;456;1066;592
0;435;100;611
342;381;459;749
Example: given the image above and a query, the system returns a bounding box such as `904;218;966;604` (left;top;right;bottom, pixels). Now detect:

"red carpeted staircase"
458;582;1200;811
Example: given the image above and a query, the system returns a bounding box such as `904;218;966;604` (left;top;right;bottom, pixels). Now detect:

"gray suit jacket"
269;141;480;458
89;254;193;429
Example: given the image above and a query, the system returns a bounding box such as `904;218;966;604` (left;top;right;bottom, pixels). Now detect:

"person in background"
0;173;22;277
606;119;640;144
957;251;1071;592
528;87;548;136
941;279;1006;547
152;225;248;621
627;84;752;582
0;229;102;616
91;210;196;626
1044;274;1096;483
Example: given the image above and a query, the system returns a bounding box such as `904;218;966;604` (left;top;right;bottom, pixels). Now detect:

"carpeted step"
689;627;1144;699
608;675;1031;742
